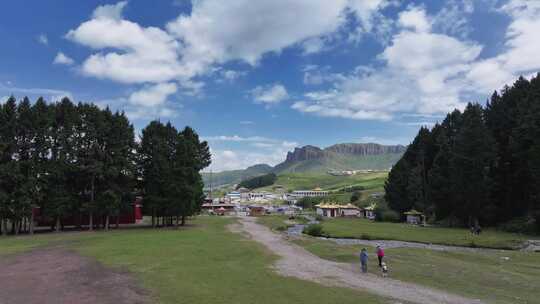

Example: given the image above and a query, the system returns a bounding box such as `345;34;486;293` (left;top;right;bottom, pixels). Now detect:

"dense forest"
0;96;210;236
237;173;277;190
385;74;540;233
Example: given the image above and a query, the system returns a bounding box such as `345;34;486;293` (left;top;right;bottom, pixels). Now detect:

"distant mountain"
273;143;406;173
202;164;272;189
203;143;406;188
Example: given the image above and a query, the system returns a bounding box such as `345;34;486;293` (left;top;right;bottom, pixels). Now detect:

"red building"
33;196;143;227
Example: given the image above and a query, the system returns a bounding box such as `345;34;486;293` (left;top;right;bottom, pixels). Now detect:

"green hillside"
259;171;388;192
274;153;402;173
202;164;272;188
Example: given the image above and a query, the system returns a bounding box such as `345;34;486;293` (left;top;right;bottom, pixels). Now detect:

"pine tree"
451;103;496;226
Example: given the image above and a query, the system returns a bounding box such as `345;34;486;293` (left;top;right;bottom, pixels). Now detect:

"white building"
291;188;329;198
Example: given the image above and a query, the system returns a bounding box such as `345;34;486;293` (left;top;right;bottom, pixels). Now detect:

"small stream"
285;215;532;252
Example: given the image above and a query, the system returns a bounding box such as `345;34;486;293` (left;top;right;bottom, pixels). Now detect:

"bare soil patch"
0;248;149;304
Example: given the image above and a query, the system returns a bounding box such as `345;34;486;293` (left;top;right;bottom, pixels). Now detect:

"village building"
292;187;329;198
201;203;236;215
404;209;424;225
316;203;361;218
249;206;266;216
362;203;377;220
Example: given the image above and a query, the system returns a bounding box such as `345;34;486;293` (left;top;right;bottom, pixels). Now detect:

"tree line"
385;74;540;233
237;173;277;190
0;96;210;236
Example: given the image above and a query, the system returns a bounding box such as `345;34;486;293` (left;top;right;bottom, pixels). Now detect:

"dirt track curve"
232;216;484;304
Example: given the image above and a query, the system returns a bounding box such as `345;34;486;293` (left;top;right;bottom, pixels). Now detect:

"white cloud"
125;105;178;120
347;0;396;43
293;6;483;121
66;3;181;84
432;0;475;38
92;1;128;20
128;82;178;107
397;6;432;33
0;84;72;102
466;0;540;92
37;34;48;45
53;52;75;65
239;120;254;125
167;0;349;69
217;69;247;83
67;0;390;89
251;84;289;105
207;139;298;171
0;96;9;104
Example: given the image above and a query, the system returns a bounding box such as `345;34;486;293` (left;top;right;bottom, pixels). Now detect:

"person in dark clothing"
360;248;368;273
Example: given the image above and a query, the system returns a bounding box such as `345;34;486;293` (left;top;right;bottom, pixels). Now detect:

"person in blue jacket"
360;248;368;273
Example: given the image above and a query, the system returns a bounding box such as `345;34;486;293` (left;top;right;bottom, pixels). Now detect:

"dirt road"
234;216;484;304
0;249;149;304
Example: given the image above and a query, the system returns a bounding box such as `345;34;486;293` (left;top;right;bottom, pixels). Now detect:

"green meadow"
0;217;391;304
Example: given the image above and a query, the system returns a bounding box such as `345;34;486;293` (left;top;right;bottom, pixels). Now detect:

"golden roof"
315;203;359;209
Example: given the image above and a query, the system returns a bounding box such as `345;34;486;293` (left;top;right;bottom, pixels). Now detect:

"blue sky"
1;0;539;171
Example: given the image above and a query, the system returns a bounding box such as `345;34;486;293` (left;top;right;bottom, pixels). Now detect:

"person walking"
360;248;368;273
376;245;385;267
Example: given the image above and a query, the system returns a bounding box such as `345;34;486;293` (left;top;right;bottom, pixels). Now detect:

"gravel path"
235;217;483;304
0;248;149;304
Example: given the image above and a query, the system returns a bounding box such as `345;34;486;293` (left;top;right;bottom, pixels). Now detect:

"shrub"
315;214;324;222
374;207;400;222
381;210;400;222
498;217;537;234
303;224;324;237
360;233;372;240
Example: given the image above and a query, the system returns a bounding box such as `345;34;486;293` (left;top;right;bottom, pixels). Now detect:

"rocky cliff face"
285;143;406;162
325;143;406;155
285;145;325;162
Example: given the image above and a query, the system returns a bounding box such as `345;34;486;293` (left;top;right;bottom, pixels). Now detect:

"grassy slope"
257;215;540;304
292;237;540;304
259;172;388;192
275;154;403;174
321;218;529;249
0;217;390;304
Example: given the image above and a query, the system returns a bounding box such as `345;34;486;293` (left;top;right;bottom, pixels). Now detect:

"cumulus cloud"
166;0;349;69
465;1;540;92
251;84;289;105
92;1;128;20
128;82;178;107
53;52;75;65
206;139;298;171
293;6;484;121
397;6;432;32
67;1;392;88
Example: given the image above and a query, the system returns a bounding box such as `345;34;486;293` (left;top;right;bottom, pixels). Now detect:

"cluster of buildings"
327;169;376;176
203;187;426;223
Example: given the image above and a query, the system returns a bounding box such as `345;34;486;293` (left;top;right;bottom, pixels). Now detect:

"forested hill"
203;143;405;188
385;74;540;233
202;164;273;189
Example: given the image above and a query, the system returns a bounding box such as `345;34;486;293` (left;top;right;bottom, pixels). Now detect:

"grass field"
291;237;540;304
321;218;531;249
258;172;387;192
256;215;540;304
0;217;392;304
